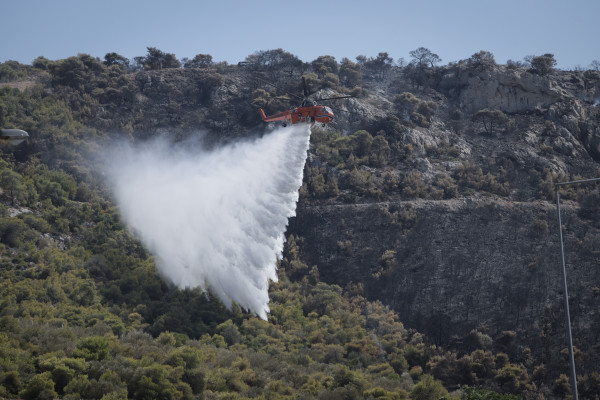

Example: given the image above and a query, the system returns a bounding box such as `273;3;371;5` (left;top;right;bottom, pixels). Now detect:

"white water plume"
105;125;311;319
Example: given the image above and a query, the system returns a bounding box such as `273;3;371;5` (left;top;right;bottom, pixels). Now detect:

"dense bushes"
306;126;516;201
394;92;438;128
0;168;532;399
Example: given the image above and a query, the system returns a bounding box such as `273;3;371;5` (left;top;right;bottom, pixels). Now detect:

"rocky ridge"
287;64;600;374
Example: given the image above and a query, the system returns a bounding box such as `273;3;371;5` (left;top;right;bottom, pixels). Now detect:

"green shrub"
410;374;448;400
20;372;58;400
73;336;111;361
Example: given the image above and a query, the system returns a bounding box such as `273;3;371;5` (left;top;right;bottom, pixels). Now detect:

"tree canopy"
409;47;442;68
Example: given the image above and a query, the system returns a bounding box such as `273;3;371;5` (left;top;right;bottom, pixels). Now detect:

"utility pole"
554;177;600;400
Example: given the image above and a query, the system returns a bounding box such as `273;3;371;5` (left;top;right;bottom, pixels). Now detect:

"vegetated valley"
0;48;599;399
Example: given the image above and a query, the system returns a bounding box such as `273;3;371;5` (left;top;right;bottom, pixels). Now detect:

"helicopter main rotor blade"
315;95;356;102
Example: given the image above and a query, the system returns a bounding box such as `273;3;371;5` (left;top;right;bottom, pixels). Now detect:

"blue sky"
1;0;598;70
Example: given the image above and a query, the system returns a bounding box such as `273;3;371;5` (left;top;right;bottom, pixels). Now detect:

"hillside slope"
1;51;600;398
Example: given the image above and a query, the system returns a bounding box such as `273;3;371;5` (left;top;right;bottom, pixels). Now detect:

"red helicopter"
260;102;335;126
259;77;353;127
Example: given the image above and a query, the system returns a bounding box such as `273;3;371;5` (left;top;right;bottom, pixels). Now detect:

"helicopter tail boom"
260;108;291;122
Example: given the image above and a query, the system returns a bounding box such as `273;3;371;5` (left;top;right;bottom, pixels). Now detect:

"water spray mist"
106;125;311;319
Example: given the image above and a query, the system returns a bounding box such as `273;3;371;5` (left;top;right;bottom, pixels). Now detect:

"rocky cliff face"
439;66;600;114
285;65;600;372
289;197;600;370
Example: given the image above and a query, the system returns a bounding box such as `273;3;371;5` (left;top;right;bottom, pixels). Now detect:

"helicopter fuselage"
260;105;334;126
